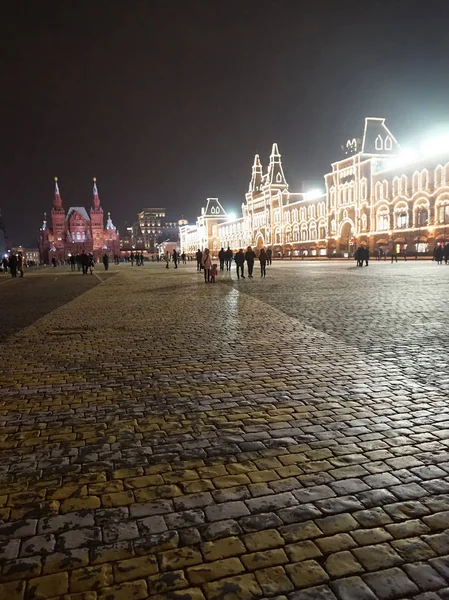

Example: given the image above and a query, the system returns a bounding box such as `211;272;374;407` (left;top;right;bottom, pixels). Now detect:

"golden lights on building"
180;117;449;256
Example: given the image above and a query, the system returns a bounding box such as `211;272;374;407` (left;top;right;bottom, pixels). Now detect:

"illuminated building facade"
39;178;120;263
180;117;449;256
120;208;178;253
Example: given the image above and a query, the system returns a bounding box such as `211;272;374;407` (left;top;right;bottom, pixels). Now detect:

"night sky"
4;0;449;246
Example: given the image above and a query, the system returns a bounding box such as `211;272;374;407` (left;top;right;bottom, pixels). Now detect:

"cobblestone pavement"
0;268;114;342
0;261;448;600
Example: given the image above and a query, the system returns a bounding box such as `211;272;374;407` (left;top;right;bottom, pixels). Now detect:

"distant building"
39;178;120;263
11;247;39;264
121;208;178;254
180;117;449;257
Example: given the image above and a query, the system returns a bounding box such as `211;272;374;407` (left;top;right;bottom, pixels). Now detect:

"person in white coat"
202;248;212;282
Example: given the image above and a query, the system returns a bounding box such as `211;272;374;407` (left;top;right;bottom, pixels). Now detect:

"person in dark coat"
259;248;267;278
354;247;361;267
173;249;178;269
266;247;273;265
17;253;24;277
234;249;245;279
81;252;89;275
361;246;369;267
245;246;256;278
195;249;202;271
225;247;233;271
434;244;444;265
102;253;109;270
443;243;449;265
8;253;18;278
218;248;225;271
391;246;398;263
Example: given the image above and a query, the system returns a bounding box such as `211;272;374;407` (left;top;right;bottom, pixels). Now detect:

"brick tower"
90;178;104;257
51;177;66;256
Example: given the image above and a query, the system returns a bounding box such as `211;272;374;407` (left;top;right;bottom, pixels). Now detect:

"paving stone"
391;537;437;561
286;559;330;588
202;536;246;561
113;554;158;582
315;533;357;554
353;543;404;571
203;573;262;599
243;528;285;551
317;513;359;535
285;540;322;562
288;585;338;599
324;551;364;577
255;565;294;595
385;519;431;539
403;562;447;591
330;576;378;600
363;567;419;599
428;555;449;581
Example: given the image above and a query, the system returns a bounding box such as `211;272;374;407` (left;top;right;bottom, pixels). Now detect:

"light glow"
303;189;324;200
420;134;449;157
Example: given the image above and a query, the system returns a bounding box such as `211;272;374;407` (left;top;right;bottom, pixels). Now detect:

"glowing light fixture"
303;189;324;200
227;212;237;222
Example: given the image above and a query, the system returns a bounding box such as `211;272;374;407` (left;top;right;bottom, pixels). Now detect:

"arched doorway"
339;221;355;255
256;234;264;250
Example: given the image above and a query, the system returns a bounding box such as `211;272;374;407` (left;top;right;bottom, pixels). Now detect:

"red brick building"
39;178;120;263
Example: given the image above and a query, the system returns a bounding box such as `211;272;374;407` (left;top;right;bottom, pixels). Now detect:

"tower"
248;154;263;194
51;177;66;256
266;143;288;188
90;177;104;255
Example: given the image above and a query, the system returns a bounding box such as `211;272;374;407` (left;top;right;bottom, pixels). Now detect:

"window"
385;136;393;151
301;228;307;241
276;172;282;182
375;135;383;151
319;226;326;239
377;209;389;231
417;209;428;226
361;214;367;230
396;212;408;229
439;205;449;224
76;232;81;240
416;242;428;253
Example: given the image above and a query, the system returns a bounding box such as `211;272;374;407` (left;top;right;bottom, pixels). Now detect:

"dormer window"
276;173;282;183
375;135;383;151
384;136;392;151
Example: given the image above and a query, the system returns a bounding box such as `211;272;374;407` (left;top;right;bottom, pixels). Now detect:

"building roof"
361;117;399;155
202;198;227;218
66;207;91;221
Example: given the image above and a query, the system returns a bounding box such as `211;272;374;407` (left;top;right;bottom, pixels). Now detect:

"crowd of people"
194;246;273;282
2;253;26;278
354;242;449;267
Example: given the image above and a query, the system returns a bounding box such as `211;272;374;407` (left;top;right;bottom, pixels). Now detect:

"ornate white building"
180;117;449;257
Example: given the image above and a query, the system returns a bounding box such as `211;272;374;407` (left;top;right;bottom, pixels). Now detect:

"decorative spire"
106;211;115;230
53;177;62;209
93;177;101;210
267;142;287;186
41;211;47;231
249;154;263;193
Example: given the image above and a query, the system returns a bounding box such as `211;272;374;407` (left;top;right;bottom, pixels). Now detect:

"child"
210;263;218;283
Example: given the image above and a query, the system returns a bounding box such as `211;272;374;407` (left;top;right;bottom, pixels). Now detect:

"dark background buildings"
3;0;449;246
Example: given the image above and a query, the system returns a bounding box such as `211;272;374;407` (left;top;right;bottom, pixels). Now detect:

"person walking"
218;248;225;271
181;252;186;264
225;247;233;271
266;247;272;265
202;248;212;282
130;252;135;266
2;256;8;274
8;253;18;278
443;242;449;265
245;246;256;278
234;248;245;279
354;247;361;267
52;256;57;268
361;246;369;267
165;252;170;268
102;253;109;271
173;249;178;269
434;244;444;265
196;248;202;272
17;252;24;277
391;246;398;263
81;252;89;275
259;247;267;278
88;254;95;275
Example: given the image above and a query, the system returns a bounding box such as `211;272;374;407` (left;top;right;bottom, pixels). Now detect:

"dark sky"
3;0;449;246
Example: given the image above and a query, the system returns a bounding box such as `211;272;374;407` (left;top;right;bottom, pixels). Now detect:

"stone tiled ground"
0;261;448;600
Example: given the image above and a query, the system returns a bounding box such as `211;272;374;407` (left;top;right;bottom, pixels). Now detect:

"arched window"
435;165;444;189
301;227;307;241
400;175;408;194
319;224;326;239
396;212;408;229
276;172;282;183
360;178;367;200
375;135;383;151
76;232;81;240
309;225;317;240
392;177;400;197
417;208;428;226
293;227;299;242
421;169;429;191
384;136;393;151
375;181;383;201
361;214;367;230
331;219;336;234
413;171;420;192
439;204;449;224
377;206;389;231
